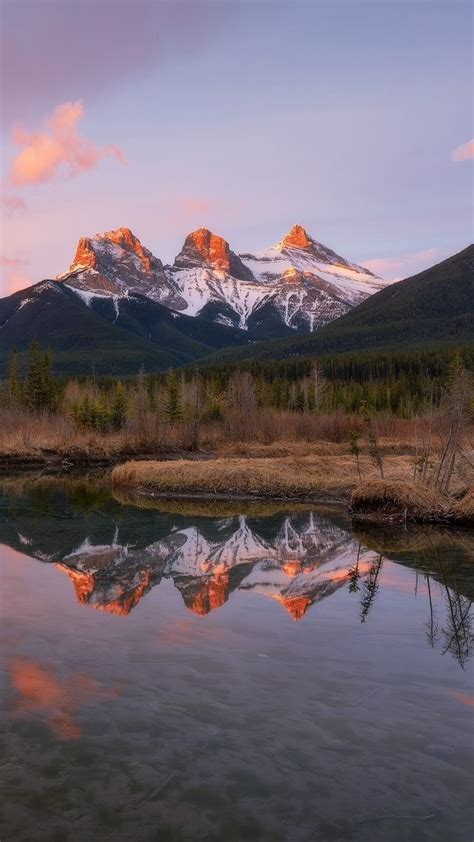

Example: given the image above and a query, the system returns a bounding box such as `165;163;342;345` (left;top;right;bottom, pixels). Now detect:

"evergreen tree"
164;369;183;421
8;349;24;408
348;430;362;481
110;383;128;430
25;342;56;412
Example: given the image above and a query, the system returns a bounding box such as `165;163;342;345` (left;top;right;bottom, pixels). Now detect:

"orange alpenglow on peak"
97;227;147;254
102;226;136;245
175;228;256;281
282;224;313;250
184;228;232;271
73;237;99;269
187;572;231;616
72;227;153;273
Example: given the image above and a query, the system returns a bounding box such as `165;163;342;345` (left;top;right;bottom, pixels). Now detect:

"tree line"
3;342;473;428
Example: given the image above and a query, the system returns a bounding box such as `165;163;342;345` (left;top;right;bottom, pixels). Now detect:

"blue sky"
1;0;472;293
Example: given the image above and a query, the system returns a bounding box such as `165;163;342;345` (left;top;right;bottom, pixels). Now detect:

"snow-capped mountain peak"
275;222;368;271
55;223;391;338
174;228;255;281
56;227;186;309
281;223;314;251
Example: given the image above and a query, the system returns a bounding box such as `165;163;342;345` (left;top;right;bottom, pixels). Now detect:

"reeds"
0;405;460;463
111;452;414;502
453;489;474;523
350;480;447;521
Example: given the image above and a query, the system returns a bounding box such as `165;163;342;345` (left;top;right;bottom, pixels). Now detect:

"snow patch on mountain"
56;224;391;336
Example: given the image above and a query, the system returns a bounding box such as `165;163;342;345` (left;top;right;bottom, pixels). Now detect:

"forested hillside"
202;245;473;366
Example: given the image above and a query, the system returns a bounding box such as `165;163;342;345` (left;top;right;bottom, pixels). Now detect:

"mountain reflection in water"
1;476;473;666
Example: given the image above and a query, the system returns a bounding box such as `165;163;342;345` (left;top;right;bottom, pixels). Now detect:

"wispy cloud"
179;197;216;216
363;248;439;281
10;101;126;187
452;138;474;162
1;192;27;214
163;195;219;234
0;255;28;268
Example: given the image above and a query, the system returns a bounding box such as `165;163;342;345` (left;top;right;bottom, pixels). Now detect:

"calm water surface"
0;475;473;842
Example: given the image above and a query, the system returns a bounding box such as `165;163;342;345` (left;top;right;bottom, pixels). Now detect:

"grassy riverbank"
111;448;473;523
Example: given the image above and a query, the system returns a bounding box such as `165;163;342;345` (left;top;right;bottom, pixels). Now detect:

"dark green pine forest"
201;245;473;367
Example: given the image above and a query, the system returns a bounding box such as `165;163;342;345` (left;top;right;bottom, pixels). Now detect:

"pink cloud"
363;248;440;281
10;101;126;187
452;139;474;162
163;196;219;234
1;271;32;296
180;197;216;216
451;690;474;710
1;193;27;214
0;255;28;268
0;255;31;295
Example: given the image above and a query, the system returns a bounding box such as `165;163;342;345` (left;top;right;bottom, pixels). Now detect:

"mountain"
2;229;469;377
57;224;388;339
57;226;187;310
201;245;474;366
0;279;251;376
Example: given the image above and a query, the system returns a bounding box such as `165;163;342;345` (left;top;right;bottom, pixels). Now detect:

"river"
1;474;473;841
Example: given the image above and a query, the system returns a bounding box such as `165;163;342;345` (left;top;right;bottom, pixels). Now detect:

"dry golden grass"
0;412;125;461
3;406;470;464
0;410;195;463
350;480;449;521
112;453;473;523
111;453;416;503
216;433;453;459
217;440;346;459
453;489;474;523
351;481;474;524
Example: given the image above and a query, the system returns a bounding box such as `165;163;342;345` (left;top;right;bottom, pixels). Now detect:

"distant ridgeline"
198;245;474;367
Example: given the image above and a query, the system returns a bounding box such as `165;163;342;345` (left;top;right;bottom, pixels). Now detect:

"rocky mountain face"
174;228;255;281
56;224;388;338
57;227;186;310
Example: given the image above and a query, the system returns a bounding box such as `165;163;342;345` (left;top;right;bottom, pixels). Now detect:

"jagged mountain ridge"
57;224;387;337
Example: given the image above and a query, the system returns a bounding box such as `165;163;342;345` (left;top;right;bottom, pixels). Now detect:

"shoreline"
116;487;472;525
2;448;471;527
123;487;350;505
0;449;216;472
111;457;474;526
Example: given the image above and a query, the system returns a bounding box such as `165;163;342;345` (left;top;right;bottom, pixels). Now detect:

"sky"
1;0;473;296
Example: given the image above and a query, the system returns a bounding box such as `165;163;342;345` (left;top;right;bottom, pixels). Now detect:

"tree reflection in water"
351;524;474;669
